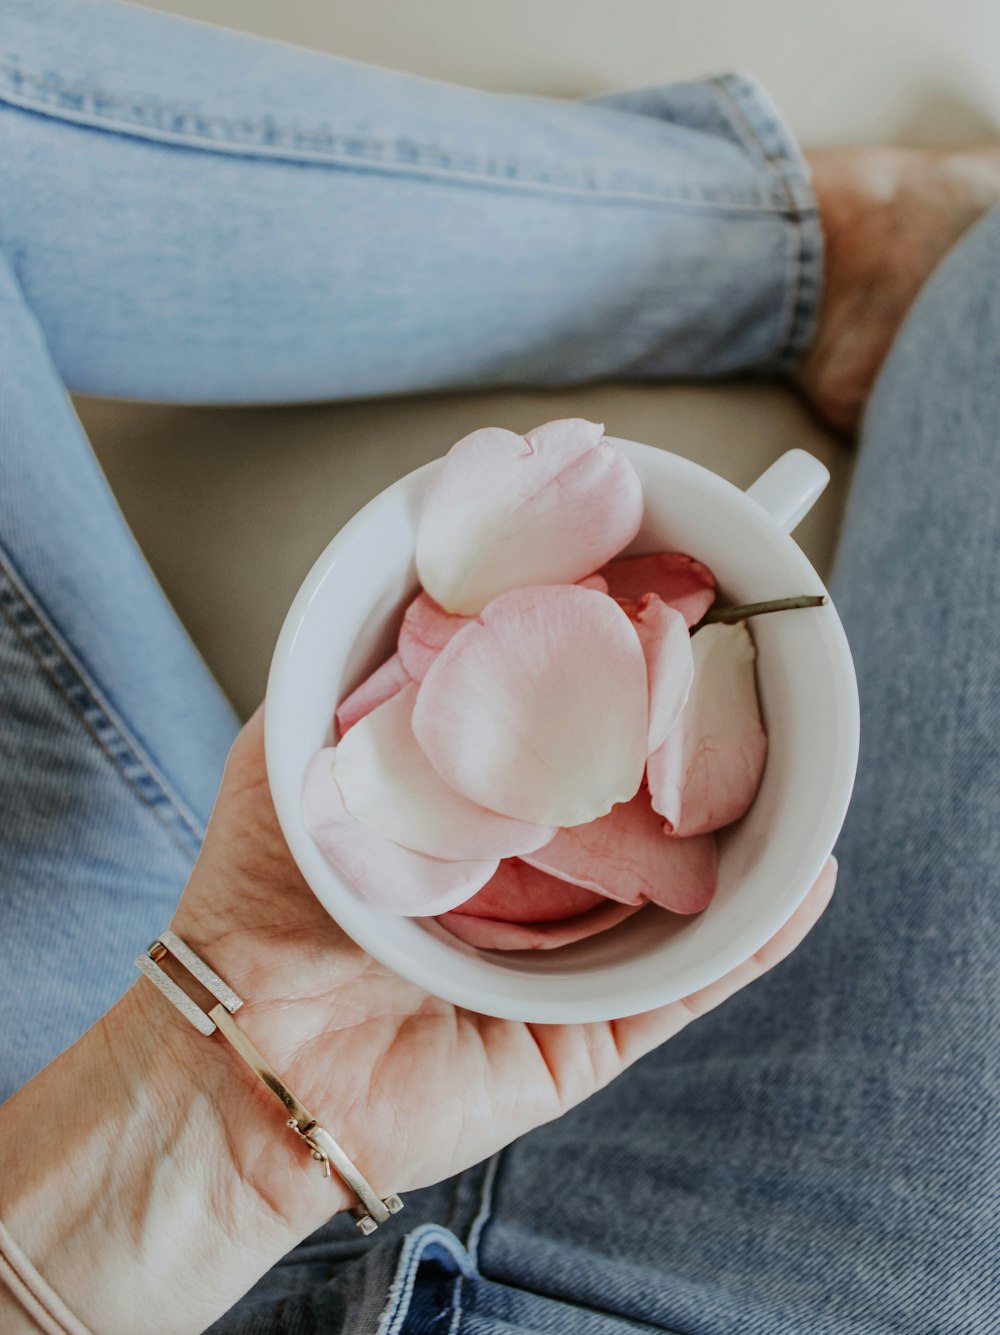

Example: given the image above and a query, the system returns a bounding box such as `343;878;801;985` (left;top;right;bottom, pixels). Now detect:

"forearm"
0;982;349;1335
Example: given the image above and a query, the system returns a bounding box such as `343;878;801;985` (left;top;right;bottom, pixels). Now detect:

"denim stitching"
780;208;822;371
708;74;822;369
374;1224;477;1335
705;75;774;165
728;74;822;368
0;62;807;214
444;1154;502;1334
724;73;822;366
463;1151;502;1267
0;546;205;856
446;1281;464;1335
710;74;803;171
708;75;800;363
372;1155;497;1332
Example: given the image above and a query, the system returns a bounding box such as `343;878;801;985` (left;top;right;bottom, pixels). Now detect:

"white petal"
332;683;554;860
415;418;643;615
647;622;767;835
303;750;496;915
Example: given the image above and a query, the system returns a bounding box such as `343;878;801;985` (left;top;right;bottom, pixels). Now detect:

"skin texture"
173;710;835;1220
799;146;1000;431
0;710;835;1335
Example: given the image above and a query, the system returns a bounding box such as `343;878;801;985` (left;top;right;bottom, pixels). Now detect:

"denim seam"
446;1151;690;1334
707;74;823;370
446;1282;464;1335
435;1152;501;1330
374;1223;478;1335
713;74;801;365
0;546;205;857
463;1151;502;1267
0;62;811;214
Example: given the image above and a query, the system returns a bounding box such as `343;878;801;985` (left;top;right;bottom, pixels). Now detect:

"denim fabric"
0;0;819;408
392;211;1000;1335
0;1;995;1333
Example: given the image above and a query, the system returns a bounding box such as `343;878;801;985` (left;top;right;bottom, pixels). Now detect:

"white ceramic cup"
265;442;859;1023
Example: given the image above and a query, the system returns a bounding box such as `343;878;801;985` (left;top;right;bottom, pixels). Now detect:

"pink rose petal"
412;585;648;827
602;551;716;627
333;682;554;860
303;749;496;915
523;791;717;913
416;418;643;615
625;595;694;753
398;592;473;683
647;622;767;836
335;651;412;736
399;578;612;683
576;573;610;593
434;860;643;950
397;576;616;683
451;857;609;921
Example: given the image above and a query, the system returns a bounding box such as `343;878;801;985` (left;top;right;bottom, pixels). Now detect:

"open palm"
171;709;835;1234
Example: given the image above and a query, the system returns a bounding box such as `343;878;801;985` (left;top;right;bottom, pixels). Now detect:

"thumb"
610;856;838;1067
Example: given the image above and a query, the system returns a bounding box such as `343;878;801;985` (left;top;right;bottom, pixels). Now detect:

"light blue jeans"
0;2;996;1333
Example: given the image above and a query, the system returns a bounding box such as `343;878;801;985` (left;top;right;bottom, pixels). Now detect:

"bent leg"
399;212;1000;1333
1;0;819;404
0;244;239;1096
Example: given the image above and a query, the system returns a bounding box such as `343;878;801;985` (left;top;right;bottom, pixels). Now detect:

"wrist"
1;979;350;1335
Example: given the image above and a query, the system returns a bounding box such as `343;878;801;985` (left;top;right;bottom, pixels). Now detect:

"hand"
171;708;837;1236
0;709;835;1335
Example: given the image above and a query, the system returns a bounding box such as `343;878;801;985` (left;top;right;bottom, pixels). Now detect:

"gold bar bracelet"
135;929;403;1235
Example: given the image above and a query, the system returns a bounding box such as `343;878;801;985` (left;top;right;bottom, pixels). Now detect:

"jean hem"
708;73;824;370
374;1224;478;1335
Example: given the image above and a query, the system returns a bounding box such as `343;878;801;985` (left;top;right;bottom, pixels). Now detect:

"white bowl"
265;442;859;1023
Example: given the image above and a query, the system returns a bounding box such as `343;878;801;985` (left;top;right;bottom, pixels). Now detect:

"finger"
610;857;837;1066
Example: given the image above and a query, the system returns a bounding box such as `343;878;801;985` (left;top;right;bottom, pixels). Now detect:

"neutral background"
79;0;1000;717
122;0;1000;144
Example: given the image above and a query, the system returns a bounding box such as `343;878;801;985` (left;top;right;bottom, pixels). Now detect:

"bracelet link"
285;1118;403;1233
287;1118;331;1175
135;931;403;1234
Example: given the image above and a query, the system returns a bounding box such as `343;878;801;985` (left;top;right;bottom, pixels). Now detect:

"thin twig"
695;594;827;628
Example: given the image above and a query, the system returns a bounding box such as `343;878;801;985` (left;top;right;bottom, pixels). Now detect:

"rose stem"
696;594;828;628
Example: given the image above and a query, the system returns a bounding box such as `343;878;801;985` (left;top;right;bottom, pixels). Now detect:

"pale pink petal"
398;580;610;684
397;591;473;682
416;418;643;615
523;791;717;913
602;551;716;626
435;901;641;950
576;573;609;593
451;857;609;921
336;652;412;736
303;750;496;915
412;585;648;827
625;596;694;753
648;622;767;836
333;682;554;860
433;860;642;950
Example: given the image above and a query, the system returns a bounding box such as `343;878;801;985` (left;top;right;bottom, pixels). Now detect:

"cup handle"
745;449;830;534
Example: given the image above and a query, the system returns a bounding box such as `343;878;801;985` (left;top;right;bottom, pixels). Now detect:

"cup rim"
265;439;859;1021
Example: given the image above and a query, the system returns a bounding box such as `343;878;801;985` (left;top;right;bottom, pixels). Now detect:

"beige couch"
80;0;999;720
